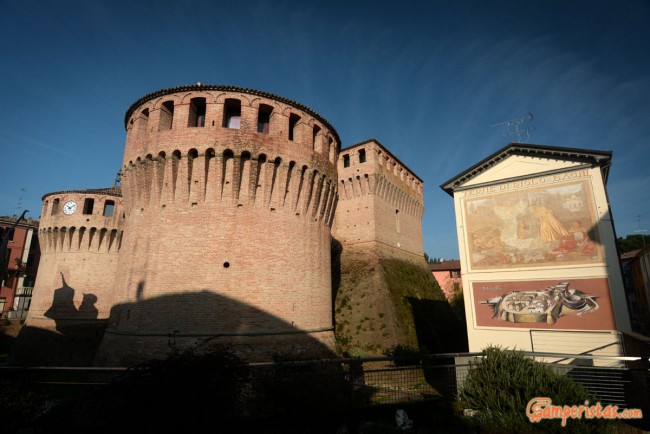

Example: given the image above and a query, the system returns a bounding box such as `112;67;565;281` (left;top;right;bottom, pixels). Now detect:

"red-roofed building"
620;247;650;334
429;260;462;300
0;217;40;319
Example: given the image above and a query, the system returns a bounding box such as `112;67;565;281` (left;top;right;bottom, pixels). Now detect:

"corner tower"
97;85;340;364
333;139;424;261
13;188;123;365
331;140;452;358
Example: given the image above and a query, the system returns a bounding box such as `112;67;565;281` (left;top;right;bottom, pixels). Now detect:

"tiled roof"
0;217;39;228
620;246;650;260
42;186;122;201
440;142;612;196
429;260;461;271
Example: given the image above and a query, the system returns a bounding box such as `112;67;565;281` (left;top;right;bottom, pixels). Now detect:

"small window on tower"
343;155;350;168
51;199;60;215
359;149;366;163
395;209;400;233
312;125;321;150
188;97;206;127
103;200;115;217
223;99;241;129
159;101;174;130
288;114;300;141
83;198;95;215
257;104;272;133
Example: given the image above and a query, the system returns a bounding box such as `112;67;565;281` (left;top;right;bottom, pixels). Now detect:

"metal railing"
16;286;33;296
0;351;647;410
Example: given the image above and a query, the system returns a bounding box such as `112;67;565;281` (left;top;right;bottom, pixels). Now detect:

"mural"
473;278;615;330
464;179;602;270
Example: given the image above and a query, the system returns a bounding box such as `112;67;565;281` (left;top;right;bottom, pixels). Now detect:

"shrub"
39;341;250;432
383;344;421;366
0;379;49;432
251;361;353;432
458;346;613;433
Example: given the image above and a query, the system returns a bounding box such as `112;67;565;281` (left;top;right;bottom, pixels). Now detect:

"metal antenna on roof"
634;214;647;247
489;112;535;143
14;187;26;218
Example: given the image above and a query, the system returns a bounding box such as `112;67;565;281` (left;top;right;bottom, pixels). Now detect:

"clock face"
63;201;77;215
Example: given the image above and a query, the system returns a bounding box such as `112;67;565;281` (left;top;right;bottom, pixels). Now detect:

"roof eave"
439;142;612;196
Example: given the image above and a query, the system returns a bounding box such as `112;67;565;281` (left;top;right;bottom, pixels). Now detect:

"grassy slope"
334;253;467;356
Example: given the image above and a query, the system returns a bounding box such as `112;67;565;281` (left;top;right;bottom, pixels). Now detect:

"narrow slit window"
83;198;95;215
359;149;366;163
312;125;321;150
395;209;400;233
188;97;206;127
138;109;149;137
103;200;115;217
343;154;350;168
257;104;272;133
288;114;300;141
223;99;241;129
159;101;174;130
51;199;60;215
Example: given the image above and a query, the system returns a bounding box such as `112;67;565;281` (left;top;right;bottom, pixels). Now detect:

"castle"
15;84;426;365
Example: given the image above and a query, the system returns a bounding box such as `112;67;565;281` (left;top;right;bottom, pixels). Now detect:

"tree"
616;234;650;254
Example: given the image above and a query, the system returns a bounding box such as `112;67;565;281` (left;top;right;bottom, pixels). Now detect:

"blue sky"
1;0;649;259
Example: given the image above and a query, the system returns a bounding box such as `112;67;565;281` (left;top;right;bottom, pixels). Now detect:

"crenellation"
16;85;453;366
333;139;424;261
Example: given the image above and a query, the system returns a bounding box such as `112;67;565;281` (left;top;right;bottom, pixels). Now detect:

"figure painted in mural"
494;199;532;248
529;205;568;242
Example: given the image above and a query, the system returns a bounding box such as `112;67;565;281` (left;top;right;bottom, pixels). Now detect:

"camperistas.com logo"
526;397;643;427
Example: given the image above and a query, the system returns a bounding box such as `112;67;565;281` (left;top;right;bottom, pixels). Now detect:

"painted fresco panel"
472;278;615;330
463;173;603;270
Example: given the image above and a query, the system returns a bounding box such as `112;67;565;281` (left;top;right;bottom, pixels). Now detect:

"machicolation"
15;84;430;365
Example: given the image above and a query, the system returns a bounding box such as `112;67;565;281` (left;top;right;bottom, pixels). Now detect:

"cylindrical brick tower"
13;188;124;365
96;84;340;365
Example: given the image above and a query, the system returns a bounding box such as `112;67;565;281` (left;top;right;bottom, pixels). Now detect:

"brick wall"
333;139;424;262
26;190;124;325
95;85;340;364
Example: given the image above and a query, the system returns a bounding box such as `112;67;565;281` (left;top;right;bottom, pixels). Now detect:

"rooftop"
429;260;461;271
42;186;122;201
341;138;423;183
440;142;612;196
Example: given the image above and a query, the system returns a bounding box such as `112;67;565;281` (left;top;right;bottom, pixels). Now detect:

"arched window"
188;97;206;127
159;101;174;130
83;198;95;215
257;104;272;133
51;199;60;215
137;109;149;138
103;200;115;217
312;125;321;150
223;99;241;129
288;114;300;141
